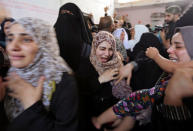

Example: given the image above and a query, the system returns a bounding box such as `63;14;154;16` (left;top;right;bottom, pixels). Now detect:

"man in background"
161;5;182;49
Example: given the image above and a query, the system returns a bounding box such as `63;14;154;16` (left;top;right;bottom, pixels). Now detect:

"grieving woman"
3;17;78;131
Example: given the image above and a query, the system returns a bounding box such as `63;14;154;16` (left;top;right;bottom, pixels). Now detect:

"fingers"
115;76;123;85
92;117;101;129
112;68;119;73
36;76;45;94
126;74;131;85
112;75;119;80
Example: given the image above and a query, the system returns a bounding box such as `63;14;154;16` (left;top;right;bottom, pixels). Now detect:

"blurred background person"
0;17;15;48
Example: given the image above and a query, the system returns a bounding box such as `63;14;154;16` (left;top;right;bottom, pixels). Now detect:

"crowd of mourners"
0;2;193;131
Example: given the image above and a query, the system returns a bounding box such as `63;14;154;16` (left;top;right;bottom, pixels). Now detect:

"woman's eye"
23;38;33;43
175;46;183;49
100;48;105;51
6;38;13;43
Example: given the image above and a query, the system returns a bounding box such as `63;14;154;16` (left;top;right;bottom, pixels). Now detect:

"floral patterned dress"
113;73;171;118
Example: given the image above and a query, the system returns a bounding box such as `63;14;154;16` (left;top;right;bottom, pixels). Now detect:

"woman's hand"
145;47;159;60
98;68;119;84
92;117;102;130
115;63;134;85
0;77;6;101
120;31;125;42
4;73;45;109
164;68;193;106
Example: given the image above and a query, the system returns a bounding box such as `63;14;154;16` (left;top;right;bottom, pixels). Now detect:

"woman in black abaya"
54;3;92;72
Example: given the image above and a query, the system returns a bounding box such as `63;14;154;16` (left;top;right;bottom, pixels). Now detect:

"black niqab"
131;32;168;91
54;3;92;72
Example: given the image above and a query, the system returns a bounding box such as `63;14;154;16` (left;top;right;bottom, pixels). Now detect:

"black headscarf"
178;26;193;59
130;32;168;91
176;2;193;28
54;3;92;72
0;18;15;42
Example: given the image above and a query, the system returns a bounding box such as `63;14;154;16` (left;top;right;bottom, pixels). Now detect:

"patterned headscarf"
90;31;132;99
4;17;72;121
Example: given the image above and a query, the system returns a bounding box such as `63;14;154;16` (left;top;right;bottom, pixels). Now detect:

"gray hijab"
178;26;193;59
4;17;72;121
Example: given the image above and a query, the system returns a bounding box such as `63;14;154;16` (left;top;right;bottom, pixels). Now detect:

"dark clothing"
54;14;82;72
165;22;176;40
129;33;168;130
6;73;78;131
176;3;193;28
130;32;168;91
183;97;193;116
76;62;118;131
152;97;193;131
55;3;92;44
0;101;9;131
54;3;92;72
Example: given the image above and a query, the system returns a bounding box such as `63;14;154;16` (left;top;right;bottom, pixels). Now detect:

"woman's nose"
104;50;110;57
167;45;174;54
8;39;20;51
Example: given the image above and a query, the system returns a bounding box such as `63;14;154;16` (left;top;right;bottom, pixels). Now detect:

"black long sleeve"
7;73;78;131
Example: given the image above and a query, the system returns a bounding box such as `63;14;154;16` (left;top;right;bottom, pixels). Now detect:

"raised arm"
146;47;179;73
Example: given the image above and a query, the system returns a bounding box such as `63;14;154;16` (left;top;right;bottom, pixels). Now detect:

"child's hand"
146;47;159;60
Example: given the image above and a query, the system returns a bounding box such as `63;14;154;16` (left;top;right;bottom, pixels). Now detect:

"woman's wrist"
153;53;161;63
98;76;104;84
130;61;138;71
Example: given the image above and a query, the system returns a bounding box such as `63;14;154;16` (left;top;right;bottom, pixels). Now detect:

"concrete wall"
0;0;115;25
116;5;165;26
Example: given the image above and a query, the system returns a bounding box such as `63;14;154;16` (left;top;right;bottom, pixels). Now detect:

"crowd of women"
0;2;193;131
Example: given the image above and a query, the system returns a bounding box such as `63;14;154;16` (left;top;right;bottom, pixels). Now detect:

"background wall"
0;0;61;25
60;0;114;24
0;0;115;25
116;5;165;26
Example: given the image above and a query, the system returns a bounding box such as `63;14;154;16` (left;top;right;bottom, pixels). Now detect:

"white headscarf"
4;17;72;121
113;28;129;49
127;24;149;51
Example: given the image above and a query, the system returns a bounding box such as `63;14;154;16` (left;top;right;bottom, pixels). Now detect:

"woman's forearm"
153;54;178;73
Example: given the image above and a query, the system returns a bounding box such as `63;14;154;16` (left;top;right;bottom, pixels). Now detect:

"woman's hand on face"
98;68;119;84
4;73;45;109
0;77;6;101
145;47;159;60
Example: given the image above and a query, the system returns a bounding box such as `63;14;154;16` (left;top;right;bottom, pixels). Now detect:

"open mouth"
101;57;109;62
169;57;178;61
